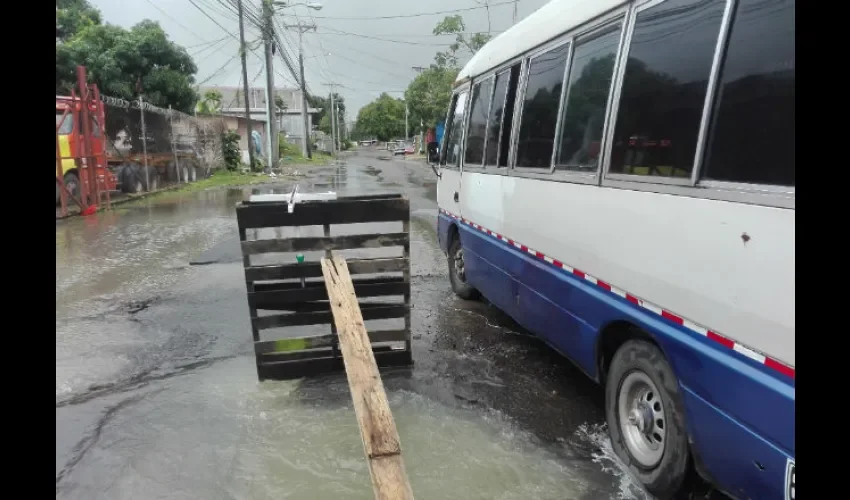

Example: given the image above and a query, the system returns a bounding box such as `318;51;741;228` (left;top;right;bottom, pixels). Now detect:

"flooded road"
56;149;655;499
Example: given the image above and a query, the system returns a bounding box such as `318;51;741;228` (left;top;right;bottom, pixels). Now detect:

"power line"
308;1;516;20
144;0;209;43
197;52;241;85
316;27;455;46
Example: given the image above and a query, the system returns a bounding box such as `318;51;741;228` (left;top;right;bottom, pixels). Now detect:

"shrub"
221;130;241;172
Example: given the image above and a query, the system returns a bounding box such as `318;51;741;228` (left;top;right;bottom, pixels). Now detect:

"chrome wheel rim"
618;370;666;468
453;247;467;282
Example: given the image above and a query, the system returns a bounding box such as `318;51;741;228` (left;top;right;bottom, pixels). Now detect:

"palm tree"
196;89;223;115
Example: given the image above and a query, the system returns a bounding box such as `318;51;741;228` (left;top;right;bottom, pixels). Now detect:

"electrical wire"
308;1;515;21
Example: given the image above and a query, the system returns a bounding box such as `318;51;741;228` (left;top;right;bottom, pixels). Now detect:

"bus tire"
605;339;689;499
447;234;480;300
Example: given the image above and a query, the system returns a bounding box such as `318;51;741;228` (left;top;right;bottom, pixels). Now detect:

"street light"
274;1;323;10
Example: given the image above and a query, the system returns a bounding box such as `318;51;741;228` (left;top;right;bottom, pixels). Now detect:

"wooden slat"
236;196;409;229
253;276;405;293
251;281;408;309
252;304;408;330
254;329;407;355
321;256;414;500
259;299;406;313
245;258;408;282
241;232;409;255
256;348;412;381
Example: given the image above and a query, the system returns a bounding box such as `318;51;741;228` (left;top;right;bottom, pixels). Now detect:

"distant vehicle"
434;0;794;498
393;142;413;156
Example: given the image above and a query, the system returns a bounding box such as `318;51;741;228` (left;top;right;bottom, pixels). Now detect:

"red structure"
56;66;114;217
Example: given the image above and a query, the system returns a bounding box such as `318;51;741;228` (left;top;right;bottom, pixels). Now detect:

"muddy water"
56;156;649;500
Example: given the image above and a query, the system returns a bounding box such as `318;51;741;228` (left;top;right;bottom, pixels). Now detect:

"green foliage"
307;93;345;126
56;0;102;42
197;89;223;114
432;15;491;69
355;93;406;142
279;135;303;159
56;11;199;113
221;130;241;171
404;66;459;129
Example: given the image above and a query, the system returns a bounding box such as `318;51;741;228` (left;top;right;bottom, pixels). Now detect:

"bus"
434;0;794;498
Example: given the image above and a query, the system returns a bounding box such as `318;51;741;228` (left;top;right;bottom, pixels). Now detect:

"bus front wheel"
447;235;480;300
605;339;689;499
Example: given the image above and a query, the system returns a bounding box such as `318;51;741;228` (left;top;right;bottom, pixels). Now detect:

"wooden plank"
321;256;414;500
252;304;408;330
241;232;409;255
251;281;408;309
236;197;409;229
245;258;408;282
254;329;407;355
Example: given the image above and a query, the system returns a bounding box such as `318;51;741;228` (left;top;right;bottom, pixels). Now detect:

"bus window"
515;42;570;169
441;91;468;168
700;0;795;186
484;72;508;167
556;22;622;172
608;0;725;179
56;111;73;135
465;79;492;167
498;64;521;168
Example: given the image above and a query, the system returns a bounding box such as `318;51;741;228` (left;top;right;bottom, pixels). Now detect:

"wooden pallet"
236;193;413;380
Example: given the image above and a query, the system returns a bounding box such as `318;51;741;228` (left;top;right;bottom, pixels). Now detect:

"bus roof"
457;0;623;81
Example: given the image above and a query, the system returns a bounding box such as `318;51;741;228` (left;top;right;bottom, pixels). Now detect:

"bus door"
437;89;469;217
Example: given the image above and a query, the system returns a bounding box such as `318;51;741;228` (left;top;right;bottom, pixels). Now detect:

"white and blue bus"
434;0;794;498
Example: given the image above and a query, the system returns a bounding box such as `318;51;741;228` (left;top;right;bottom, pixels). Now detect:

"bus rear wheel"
605;339;690;499
447;234;480;300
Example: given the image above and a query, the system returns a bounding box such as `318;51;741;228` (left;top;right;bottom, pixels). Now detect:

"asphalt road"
56;148;717;499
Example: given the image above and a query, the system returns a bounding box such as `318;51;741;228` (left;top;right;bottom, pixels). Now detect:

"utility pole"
238;0;256;170
282;22;317;159
329;88;337;156
404;101;409;142
334;101;341;151
262;0;278;167
512;0;519;25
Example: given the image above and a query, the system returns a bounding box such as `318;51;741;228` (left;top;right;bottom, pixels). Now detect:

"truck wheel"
447;234;480;300
63;171;81;201
605;339;689;499
121;165;143;194
144;166;159;191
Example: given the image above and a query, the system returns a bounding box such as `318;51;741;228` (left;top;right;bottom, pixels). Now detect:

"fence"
99;94;228;183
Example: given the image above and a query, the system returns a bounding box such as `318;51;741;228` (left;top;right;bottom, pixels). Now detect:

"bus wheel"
63;171;81;201
447;235;480;300
606;340;689;499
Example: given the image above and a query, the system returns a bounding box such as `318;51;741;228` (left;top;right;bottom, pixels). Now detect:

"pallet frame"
236;193;412;380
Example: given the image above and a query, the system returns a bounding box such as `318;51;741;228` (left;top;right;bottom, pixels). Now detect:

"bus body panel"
459;172;794;367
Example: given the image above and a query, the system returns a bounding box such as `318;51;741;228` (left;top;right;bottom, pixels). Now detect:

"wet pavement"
57;149;704;499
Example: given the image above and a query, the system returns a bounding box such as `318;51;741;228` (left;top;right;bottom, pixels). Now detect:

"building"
198;85;320;143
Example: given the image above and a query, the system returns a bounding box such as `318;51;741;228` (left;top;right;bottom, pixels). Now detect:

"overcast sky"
88;0;550;120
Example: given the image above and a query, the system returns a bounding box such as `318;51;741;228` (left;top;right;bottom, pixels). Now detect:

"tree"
56;11;199;113
196;89;223;114
432;15;491;69
404;66;458;129
355;93;406;141
56;0;102;42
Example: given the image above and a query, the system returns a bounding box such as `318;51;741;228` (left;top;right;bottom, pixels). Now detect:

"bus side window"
700;0;794;187
515;42;570;169
608;0;726;179
498;64;521;168
442;91;468;168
